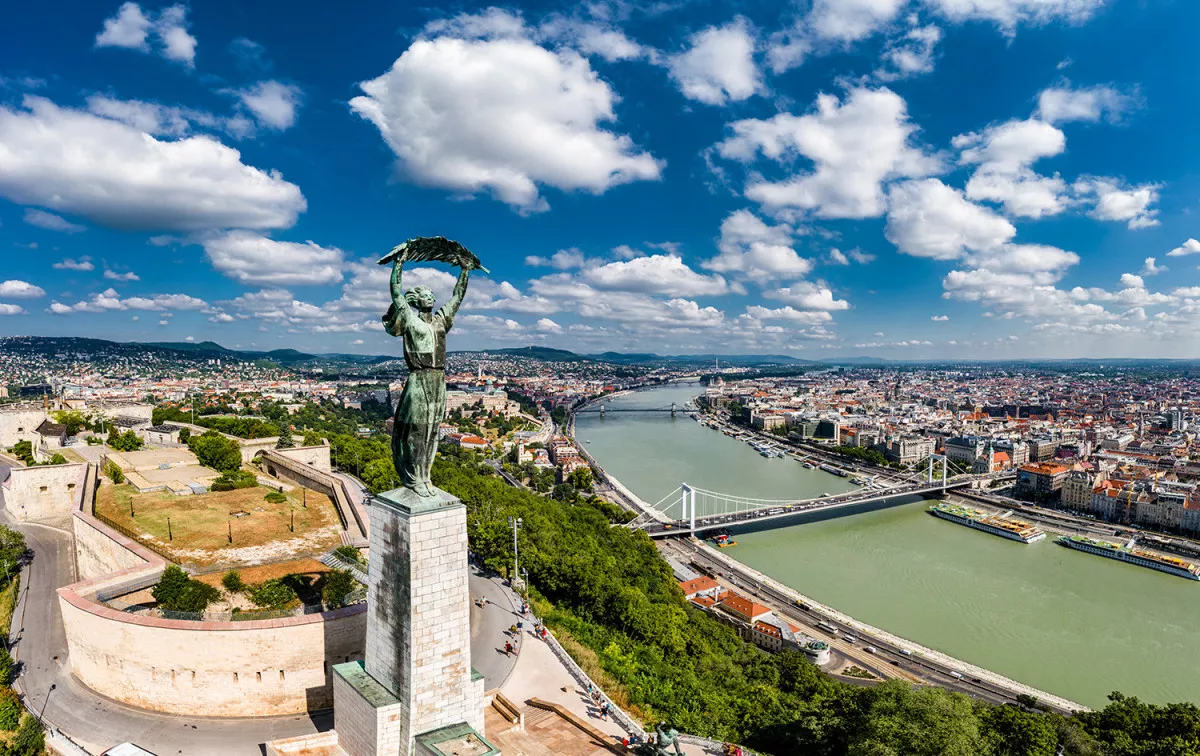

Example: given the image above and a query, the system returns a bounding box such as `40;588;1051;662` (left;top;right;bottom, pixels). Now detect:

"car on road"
949;671;964;680
103;745;157;756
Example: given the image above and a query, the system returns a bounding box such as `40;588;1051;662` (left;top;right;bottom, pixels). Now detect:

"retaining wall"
275;444;332;473
60;497;368;716
72;509;156;581
0;462;87;528
58;586;366;716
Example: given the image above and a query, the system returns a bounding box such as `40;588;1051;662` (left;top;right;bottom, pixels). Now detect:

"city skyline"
2;0;1200;359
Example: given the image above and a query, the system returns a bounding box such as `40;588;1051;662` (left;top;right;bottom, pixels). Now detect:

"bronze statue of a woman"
379;237;486;497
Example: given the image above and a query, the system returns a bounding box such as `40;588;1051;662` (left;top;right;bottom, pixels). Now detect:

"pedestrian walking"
517;620;523;633
505;641;513;656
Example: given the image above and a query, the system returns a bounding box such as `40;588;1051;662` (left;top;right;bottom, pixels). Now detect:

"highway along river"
576;384;1200;709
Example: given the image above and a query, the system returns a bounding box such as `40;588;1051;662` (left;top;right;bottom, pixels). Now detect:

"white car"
103;745;157;756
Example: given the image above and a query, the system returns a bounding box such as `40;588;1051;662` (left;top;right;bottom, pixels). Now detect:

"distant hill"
461;346;827;366
475;346;585;362
0;336;886;368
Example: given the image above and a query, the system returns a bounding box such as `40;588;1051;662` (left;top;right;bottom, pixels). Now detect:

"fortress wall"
58;590;366;717
72;509;156;581
1;463;87;528
275;445;332;474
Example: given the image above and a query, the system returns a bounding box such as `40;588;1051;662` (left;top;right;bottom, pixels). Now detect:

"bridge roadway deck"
646;479;972;537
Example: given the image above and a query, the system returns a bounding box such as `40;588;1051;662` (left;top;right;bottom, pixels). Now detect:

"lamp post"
507;515;523;590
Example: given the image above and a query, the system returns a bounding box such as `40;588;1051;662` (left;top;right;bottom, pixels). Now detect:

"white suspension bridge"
627;456;1013;537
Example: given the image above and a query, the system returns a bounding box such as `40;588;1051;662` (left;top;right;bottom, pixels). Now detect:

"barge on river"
1057;535;1200;580
929;503;1046;544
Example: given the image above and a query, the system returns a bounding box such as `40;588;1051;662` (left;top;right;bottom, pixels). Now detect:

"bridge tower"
670;402;677;417
926;454;948;491
599;403;605;417
681;482;695;532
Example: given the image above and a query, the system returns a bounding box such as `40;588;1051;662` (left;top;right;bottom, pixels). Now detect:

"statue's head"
405;286;436;312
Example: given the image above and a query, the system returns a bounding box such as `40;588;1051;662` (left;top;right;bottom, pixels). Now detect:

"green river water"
575;384;1200;709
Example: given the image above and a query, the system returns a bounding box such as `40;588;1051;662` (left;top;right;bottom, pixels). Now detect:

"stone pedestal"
331;485;489;756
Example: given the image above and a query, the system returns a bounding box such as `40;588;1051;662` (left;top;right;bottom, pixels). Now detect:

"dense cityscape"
6;0;1200;753
0;334;1199;753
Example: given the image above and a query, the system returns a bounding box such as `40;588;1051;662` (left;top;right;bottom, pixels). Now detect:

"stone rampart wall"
1;463;87;528
275;444;332;474
0;407;45;450
60;490;367;717
72;509;155;581
239;437;280;464
58;588;366;716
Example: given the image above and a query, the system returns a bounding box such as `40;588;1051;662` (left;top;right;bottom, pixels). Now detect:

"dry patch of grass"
547;624;651;723
96;483;342;565
0;576;19;638
193;558;330;589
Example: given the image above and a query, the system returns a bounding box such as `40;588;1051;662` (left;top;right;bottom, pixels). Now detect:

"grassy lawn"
96;483;342;563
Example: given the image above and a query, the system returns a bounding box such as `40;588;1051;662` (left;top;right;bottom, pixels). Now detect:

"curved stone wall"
58;584;366;717
60;498;367;717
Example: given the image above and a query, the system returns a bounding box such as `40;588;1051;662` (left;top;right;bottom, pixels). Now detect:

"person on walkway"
505;641;512;656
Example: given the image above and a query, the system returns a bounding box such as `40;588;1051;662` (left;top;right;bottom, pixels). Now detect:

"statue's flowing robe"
385;303;454;491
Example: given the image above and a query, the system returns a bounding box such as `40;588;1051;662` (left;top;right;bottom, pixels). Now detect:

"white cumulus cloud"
23;208;85;233
1036;83;1135;124
1073;177;1160;229
704;210;813;283
715;87;939;219
203;231;344;285
0;280;45;298
95;3;196;67
0;96;305;232
349;30;662;214
666;18;762;106
885;178;1016;259
232;81;303;130
583;255;730;297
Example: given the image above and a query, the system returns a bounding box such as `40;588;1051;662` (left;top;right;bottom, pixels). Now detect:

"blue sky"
1;0;1199;359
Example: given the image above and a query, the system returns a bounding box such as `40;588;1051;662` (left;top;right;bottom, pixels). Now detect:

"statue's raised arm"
382;258;412;336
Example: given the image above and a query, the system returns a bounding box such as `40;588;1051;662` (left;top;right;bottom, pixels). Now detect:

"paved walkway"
498;624;714;755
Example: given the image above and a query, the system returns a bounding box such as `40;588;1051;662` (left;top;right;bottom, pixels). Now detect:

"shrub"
248;579;298;609
8;713;45;755
47;453;67;465
334;545;366;565
0;688;20;731
221;570;246;594
210;470;257;492
322;569;356;608
10;441;32;465
264;491;288;504
152;565;220;613
107;428;143;452
104;460;125;484
0;645;12;687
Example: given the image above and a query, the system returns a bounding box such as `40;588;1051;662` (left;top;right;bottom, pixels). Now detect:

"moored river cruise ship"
1057;536;1200;580
928;503;1046;543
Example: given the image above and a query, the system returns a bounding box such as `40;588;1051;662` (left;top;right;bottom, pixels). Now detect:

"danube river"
576;384;1200;709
